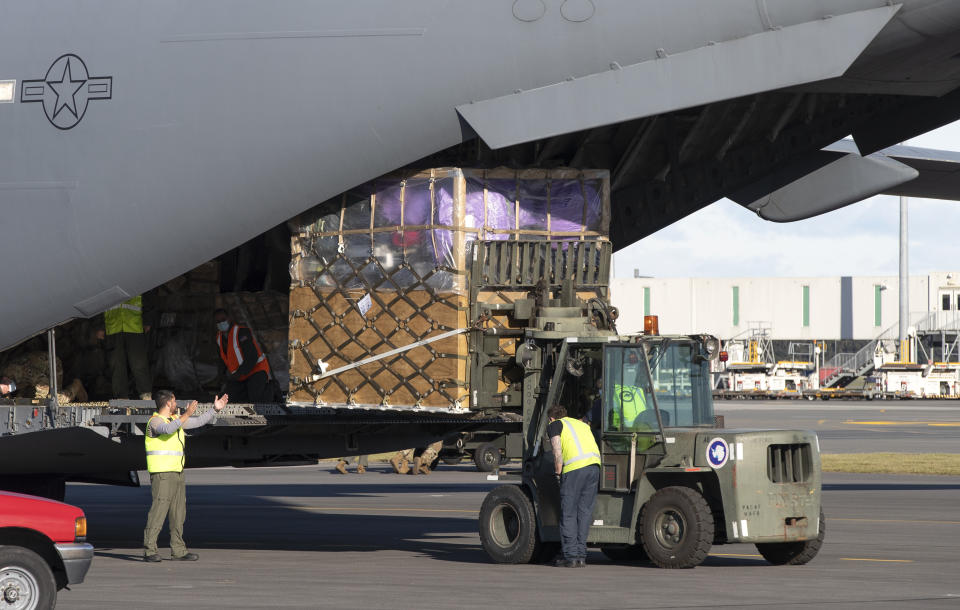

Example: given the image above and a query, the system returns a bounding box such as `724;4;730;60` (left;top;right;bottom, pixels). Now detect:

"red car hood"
0;491;84;543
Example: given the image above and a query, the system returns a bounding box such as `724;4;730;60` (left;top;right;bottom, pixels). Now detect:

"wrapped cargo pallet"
288;167;610;408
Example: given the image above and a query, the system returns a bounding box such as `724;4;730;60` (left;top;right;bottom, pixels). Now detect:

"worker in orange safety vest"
214;308;272;403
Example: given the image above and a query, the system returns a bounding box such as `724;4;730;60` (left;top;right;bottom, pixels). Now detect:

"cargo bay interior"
0;167;610;408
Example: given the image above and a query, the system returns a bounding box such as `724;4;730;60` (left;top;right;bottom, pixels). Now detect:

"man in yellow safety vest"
104;295;152;399
611;383;647;429
142;390;228;562
547;404;601;568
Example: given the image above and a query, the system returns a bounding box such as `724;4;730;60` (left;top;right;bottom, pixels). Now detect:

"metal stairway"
821;311;930;388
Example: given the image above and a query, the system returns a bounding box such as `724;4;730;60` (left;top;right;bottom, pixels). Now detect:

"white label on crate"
737;442;744;461
593;519;603;526
665;437;675;444
732;521;738;538
0;81;13;103
357;293;372;317
486;474;499;481
741;519;749;538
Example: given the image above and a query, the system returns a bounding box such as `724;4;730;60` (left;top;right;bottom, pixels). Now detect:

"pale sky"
613;122;960;279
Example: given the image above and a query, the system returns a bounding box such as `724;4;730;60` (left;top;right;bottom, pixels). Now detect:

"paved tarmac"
59;462;960;609
716;398;960;453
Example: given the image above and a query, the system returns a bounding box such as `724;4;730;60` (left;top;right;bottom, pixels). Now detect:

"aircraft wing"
728;141;960;221
456;6;899;149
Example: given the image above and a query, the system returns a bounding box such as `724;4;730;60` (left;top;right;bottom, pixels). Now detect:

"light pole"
899;194;909;362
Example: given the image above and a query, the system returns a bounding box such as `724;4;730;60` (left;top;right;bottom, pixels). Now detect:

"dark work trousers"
107;331;151;398
225;370;269;403
559;463;600;560
143;471;187;557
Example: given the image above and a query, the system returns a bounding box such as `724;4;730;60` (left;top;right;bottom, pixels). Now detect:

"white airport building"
611;271;960;341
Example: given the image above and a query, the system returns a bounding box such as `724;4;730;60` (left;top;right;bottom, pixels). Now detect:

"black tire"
429;455;441;471
0;546;57;609
478;485;538;564
473;443;500;472
441;455;463;466
640;486;714;568
756;509;825;565
601;544;648;563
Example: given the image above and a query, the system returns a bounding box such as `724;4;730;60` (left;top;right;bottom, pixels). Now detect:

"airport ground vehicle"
0;491;93;609
440;431;522;472
475;256;824;568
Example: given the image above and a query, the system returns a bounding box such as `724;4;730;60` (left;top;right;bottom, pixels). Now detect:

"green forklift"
469;241;824;568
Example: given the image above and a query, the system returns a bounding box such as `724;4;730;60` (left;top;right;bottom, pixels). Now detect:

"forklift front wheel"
640;486;714;569
479;485;538;564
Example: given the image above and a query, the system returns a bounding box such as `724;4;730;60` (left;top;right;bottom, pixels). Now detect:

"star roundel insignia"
21;54;112;130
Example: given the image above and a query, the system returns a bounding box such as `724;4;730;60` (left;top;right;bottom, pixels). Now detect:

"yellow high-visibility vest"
144;412;185;473
559;417;601;474
104;296;143;335
611;383;647;428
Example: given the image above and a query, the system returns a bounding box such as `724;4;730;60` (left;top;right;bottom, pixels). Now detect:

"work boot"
335;460;348;475
143;554;161;563
396;459;410;475
410;456;422;475
390;454;403;474
171;553;199;561
419;461;432;475
356;464;366;474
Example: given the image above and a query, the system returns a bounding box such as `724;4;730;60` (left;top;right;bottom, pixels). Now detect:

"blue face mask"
217;321;230;332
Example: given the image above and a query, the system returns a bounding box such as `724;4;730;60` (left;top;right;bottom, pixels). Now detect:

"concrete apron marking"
710;552;913;563
832;517;960;525
839;558;913;563
844;420;960;426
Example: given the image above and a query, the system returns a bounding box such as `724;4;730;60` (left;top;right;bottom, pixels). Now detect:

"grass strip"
822;453;960;476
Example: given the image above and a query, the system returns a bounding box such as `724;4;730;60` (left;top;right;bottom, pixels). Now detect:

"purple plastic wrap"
291;168;608;291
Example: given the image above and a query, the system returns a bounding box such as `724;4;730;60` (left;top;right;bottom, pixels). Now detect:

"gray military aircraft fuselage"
3;0;960;349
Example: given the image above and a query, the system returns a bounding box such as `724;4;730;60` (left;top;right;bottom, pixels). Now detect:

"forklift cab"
526;337;716;531
598;340;715;489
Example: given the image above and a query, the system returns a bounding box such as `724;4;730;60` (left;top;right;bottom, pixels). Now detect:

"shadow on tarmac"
67;481;490;563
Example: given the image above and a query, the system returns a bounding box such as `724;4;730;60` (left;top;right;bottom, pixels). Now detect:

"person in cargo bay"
214;308;272;403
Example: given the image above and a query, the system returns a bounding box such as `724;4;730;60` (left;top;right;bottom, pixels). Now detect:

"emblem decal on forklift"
21;54;112;130
706;437;729;468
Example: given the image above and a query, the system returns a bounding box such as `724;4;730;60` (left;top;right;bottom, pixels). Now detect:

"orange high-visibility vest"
217;325;270;381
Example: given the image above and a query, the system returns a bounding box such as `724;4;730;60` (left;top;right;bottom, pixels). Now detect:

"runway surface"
55;400;960;609
716;398;960;453
59;462;960;608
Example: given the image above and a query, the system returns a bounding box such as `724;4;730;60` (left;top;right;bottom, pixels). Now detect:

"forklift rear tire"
640;486;714;569
474;443;500;472
479;485;538;564
755;509;825;565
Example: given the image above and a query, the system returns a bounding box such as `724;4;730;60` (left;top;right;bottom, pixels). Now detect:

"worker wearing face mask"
213;308;272;403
